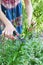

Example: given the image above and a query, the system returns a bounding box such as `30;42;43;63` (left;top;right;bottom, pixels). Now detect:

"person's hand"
28;20;37;31
2;25;19;40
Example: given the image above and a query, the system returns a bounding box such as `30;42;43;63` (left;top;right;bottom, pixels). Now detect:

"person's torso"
1;0;21;8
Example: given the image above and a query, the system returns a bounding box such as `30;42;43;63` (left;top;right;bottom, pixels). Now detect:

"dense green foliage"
32;0;43;31
0;37;43;65
0;0;43;65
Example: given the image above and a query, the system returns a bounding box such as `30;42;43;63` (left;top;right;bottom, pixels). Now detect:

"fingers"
4;34;16;40
2;30;16;40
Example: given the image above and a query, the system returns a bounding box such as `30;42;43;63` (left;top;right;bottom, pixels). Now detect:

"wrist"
6;20;13;27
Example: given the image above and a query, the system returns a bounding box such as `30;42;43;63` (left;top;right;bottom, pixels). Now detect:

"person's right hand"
2;24;19;40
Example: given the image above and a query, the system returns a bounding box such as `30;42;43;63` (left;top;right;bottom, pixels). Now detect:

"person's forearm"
0;10;17;32
0;10;12;26
24;0;33;26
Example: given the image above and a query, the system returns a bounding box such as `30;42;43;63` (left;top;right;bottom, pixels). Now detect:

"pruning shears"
13;31;25;43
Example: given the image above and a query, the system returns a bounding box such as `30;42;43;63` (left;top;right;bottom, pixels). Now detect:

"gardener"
0;0;33;39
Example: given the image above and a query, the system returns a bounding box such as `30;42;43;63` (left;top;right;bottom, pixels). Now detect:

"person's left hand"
28;20;37;31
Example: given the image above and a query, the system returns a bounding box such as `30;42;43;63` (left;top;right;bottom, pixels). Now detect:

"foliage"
0;37;43;65
0;0;43;65
32;0;43;31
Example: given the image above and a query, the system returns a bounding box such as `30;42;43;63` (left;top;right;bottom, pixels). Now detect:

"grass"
0;0;43;65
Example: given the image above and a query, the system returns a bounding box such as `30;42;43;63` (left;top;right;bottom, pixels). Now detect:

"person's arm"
0;10;18;39
0;10;17;31
0;10;13;28
24;0;33;28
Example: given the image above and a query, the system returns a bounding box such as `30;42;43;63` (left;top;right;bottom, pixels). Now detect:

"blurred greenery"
0;0;43;65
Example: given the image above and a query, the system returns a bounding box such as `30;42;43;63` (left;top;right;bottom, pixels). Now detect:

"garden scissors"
13;31;25;43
